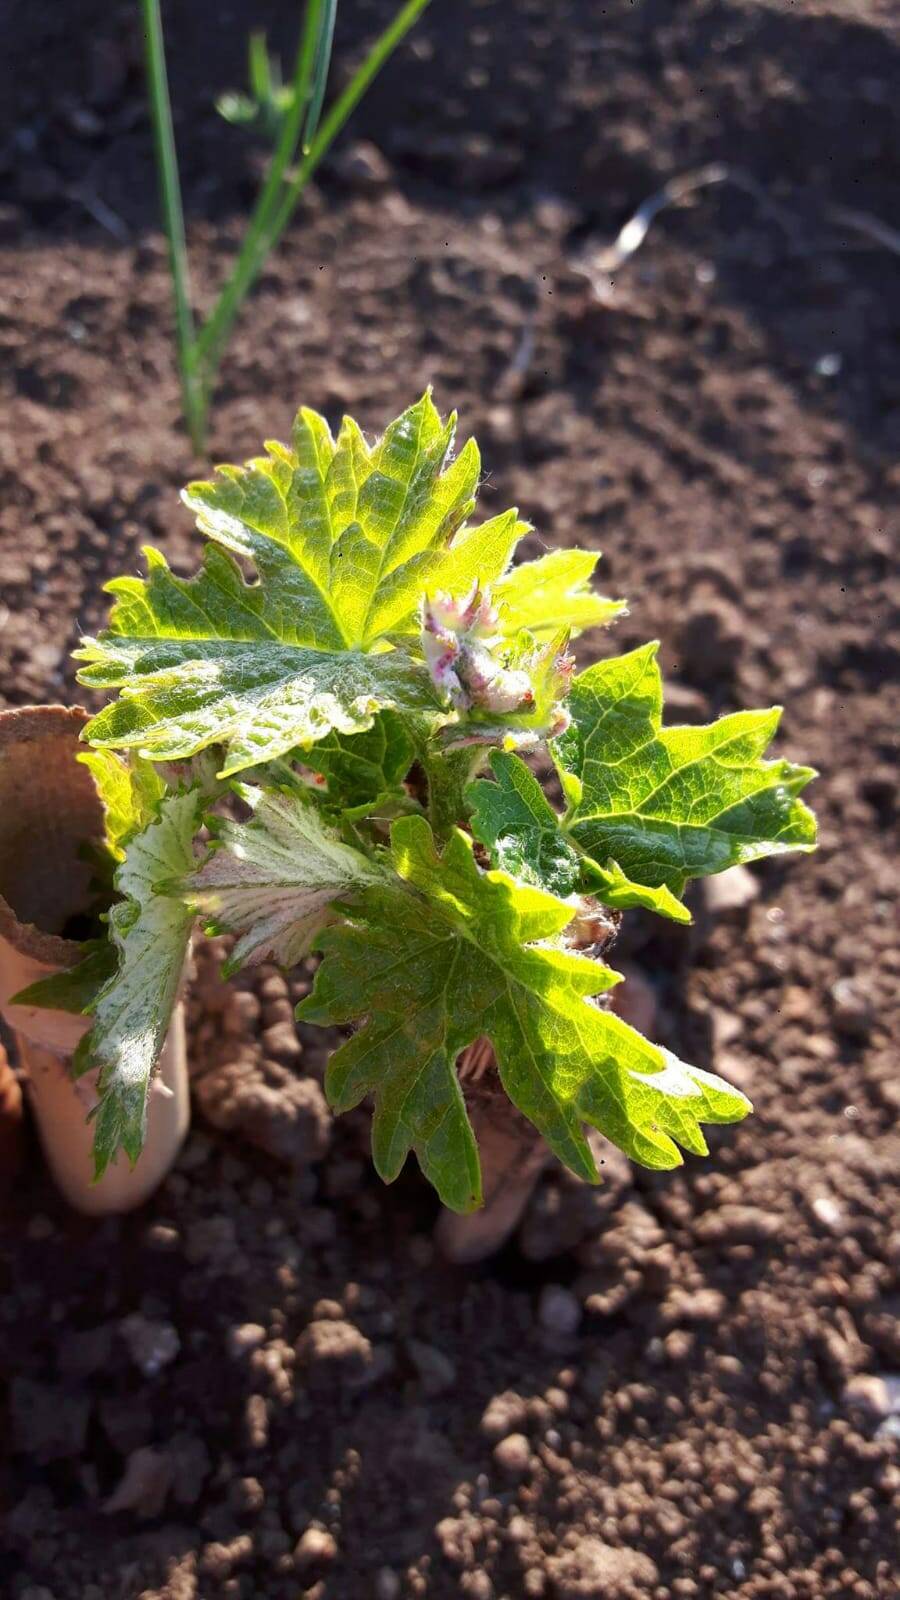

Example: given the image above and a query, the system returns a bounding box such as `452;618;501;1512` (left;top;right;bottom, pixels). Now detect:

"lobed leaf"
177;785;383;975
300;709;417;818
77;631;438;779
468;750;690;920
75;395;617;777
299;816;751;1212
75;789;202;1179
78;748;165;859
553;643;817;893
493;549;625;640
11;939;119;1015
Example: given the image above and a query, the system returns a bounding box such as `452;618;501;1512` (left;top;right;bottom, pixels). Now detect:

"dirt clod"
546;1538;659;1598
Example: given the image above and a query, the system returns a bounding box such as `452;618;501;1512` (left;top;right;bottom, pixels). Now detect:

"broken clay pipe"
0;706;189;1214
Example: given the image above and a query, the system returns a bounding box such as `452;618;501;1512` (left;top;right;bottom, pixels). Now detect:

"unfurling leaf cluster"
46;395;815;1202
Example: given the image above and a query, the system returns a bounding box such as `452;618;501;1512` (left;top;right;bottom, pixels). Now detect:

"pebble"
480;1391;528;1441
842;1373;900;1421
408;1338;457;1395
119;1314;180;1377
702;865;759;914
663;1287;727;1325
693;1205;782;1245
244;1393;269;1450
294;1527;338;1569
227;1323;267;1360
546;1536;659;1597
537;1283;582;1337
830;977;874;1039
810;1194;844;1233
465;1573;494;1600
143;1222;180;1252
261;1020;302;1061
296;1318;373;1387
493;1432;532;1478
103;1446;172;1518
334;139;393;189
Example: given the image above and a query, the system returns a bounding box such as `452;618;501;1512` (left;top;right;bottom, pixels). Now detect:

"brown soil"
1;2;898;1597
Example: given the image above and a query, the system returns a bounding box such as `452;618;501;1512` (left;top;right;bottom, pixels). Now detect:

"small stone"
702;865;759;915
810;1194;843;1233
408;1339;457;1395
493;1432;532;1478
103;1446;172;1518
262;1020;302;1061
193;1056;330;1165
693;1205;782;1245
480;1391;528;1441
375;1569;401;1600
547;1537;659;1597
334;139;392;189
244;1393;269;1450
665;1328;695;1363
296;1319;373;1387
294;1527;338;1569
144;1222;180;1252
227;1322;267;1359
842;1374;900;1421
464;1573;494;1600
662;1288;727;1325
537;1284;582;1337
119;1314;180;1377
830;978;874;1039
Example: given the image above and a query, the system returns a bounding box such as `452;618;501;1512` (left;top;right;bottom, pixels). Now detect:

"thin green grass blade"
304;0;339;150
140;0;204;449
196;0;430;379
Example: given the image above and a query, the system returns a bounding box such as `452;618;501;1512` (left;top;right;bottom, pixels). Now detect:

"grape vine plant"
24;395;817;1210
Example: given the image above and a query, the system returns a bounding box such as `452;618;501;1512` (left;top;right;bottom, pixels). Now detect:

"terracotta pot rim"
0;703;93;969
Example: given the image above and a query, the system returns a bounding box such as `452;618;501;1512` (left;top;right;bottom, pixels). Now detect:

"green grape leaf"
176;786;383;976
467;749;583;897
493;549;625;640
298;816;751;1212
74;394;541;776
11;939;119;1015
75;789;202;1179
300;710;417;818
468;751;692;921
78;749;165;859
554;643;817;893
76;629;438;779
